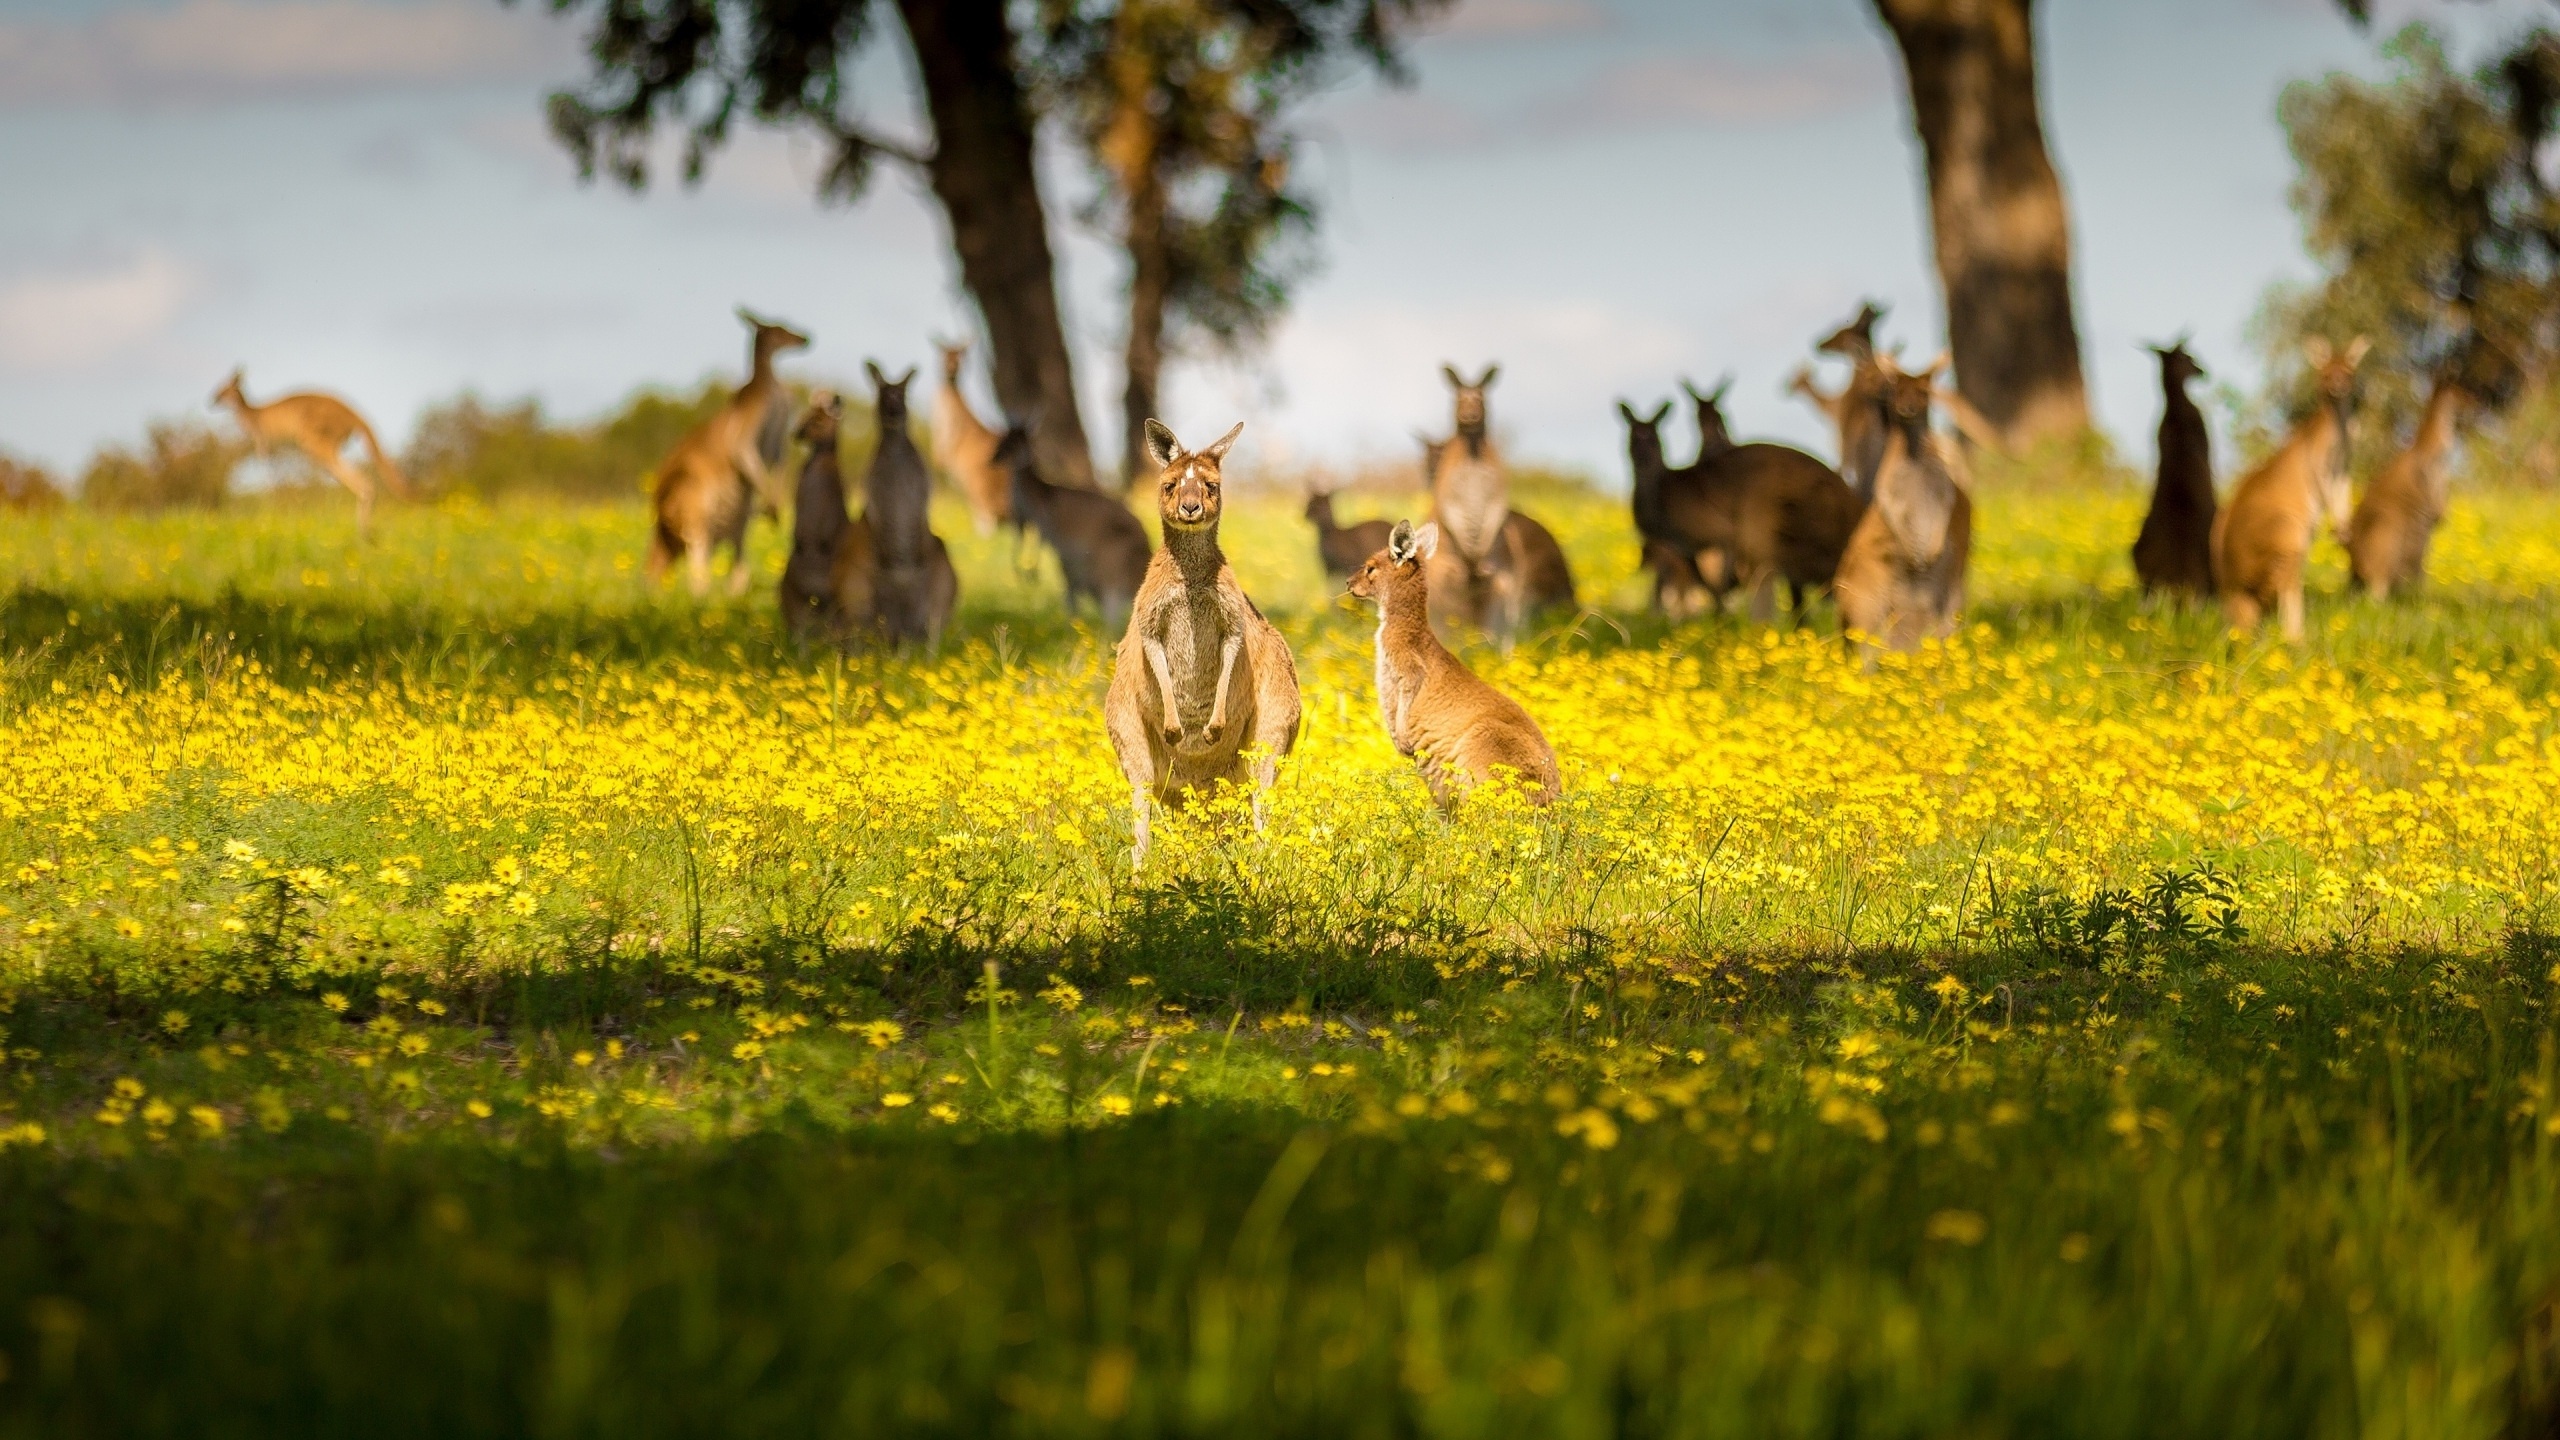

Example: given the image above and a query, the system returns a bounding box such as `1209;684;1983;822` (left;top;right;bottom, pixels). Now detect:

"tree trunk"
894;0;1096;489
1121;165;1172;492
1874;0;2089;447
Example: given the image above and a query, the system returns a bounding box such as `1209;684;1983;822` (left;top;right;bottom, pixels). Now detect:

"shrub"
0;451;64;511
78;420;242;510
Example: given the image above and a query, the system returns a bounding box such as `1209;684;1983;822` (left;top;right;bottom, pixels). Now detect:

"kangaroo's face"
2152;342;2205;390
211;368;245;408
1442;364;1499;434
937;342;968;381
795;393;842;446
1142;419;1243;532
1304;490;1331;525
1419;434;1448;484
866;362;917;424
1617;400;1672;468
740;310;811;359
1816;302;1885;360
1350;520;1437;605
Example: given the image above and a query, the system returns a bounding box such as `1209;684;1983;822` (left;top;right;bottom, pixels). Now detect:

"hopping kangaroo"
2214;336;2367;640
1832;356;1974;657
1425;364;1526;646
211;368;410;536
861;362;959;649
997;423;1152;628
1305;488;1394;579
648;310;808;596
779;392;870;640
1103;421;1302;868
932;340;1010;536
2347;373;2468;599
2132;340;2217;600
1347;521;1561;811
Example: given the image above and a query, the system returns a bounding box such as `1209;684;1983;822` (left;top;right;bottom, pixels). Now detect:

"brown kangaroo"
1426;363;1526;647
1682;375;1736;463
1787;365;1850;439
1621;399;1715;618
1347;521;1561;811
1103;420;1302;868
997;422;1152;629
779;392;866;641
861;362;958;650
1833;355;1973;657
1306;488;1394;578
647;310;809;596
1501;510;1578;620
2213;336;2367;640
2132;340;2217;600
2347;374;2467;599
211;368;410;537
1816;302;1895;499
1622;397;1863;622
932;339;1010;536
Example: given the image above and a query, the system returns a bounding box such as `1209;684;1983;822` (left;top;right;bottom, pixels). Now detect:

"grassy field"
2;474;2559;1436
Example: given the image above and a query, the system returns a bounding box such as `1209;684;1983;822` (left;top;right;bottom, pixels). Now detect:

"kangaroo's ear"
1919;351;1951;383
1412;521;1441;560
1648;401;1673;425
1711;373;1734;404
2302;336;2333;370
1441;363;1465;389
1679;377;1703;403
1387;519;1416;563
865;360;887;388
1617;400;1640;425
1201;420;1244;461
1142;419;1182;471
894;367;917;387
1476;365;1500;388
736;305;762;328
2342;335;2371;369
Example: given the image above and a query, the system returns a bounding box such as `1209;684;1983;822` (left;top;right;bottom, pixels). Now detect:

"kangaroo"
2213;336;2367;640
1622;399;1716;618
1306;488;1394;579
2131;340;2217;601
1501;510;1578;619
859;362;958;650
997;422;1152;628
1787;365;1851;440
932;339;1010;537
1103;420;1302;868
647;310;808;597
210;368;410;537
1832;355;1973;658
1622;398;1863;622
779;391;864;640
1683;375;1736;464
1815;302;1895;498
1426;363;1529;647
2347;373;2467;599
1346;521;1560;811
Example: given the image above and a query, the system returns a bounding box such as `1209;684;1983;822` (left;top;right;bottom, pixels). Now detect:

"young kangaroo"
932;339;1010;536
648;310;808;596
997;422;1152;628
211;368;410;537
1426;363;1527;647
2347;374;2467;599
2213;336;2368;640
779;391;866;640
1832;355;1974;657
858;362;958;649
1347;521;1561;811
2132;340;2217;600
1103;420;1302;868
1306;488;1394;578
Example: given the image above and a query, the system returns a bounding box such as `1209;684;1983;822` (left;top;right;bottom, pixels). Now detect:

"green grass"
2;478;2559;1437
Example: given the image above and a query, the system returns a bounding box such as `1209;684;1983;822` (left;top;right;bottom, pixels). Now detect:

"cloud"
1424;0;1611;40
0;252;200;373
0;0;577;110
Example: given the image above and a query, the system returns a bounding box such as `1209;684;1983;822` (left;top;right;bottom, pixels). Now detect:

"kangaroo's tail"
646;515;681;581
352;416;414;498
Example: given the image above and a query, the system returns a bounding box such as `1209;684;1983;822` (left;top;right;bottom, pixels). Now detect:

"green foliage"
76;420;242;511
403;381;736;502
0;453;63;512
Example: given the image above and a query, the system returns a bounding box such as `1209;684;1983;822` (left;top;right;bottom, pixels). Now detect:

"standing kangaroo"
647;310;808;596
997;423;1152;628
1347;521;1561;811
211;368;410;537
2132;340;2218;600
779;391;868;641
1683;376;1736;463
1426;363;1526;647
1816;302;1894;499
1621;396;1862;622
1832;356;1974;657
932;340;1010;536
2347;374;2468;599
862;362;959;650
1104;421;1302;869
1306;488;1394;578
2213;336;2368;640
1622;400;1714;619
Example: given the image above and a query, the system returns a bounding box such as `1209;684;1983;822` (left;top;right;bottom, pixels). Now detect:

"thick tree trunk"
894;0;1096;489
1121;166;1172;492
1874;0;2089;448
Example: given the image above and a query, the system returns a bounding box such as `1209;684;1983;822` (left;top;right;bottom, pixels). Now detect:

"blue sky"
0;0;2541;482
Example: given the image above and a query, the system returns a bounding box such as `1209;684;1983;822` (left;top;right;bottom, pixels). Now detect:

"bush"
0;452;64;511
406;381;740;502
78;420;241;510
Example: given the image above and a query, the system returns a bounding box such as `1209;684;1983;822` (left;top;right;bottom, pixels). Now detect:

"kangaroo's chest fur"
1140;556;1251;738
1434;441;1509;568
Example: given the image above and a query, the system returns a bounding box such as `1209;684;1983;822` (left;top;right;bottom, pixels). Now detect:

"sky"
0;0;2548;485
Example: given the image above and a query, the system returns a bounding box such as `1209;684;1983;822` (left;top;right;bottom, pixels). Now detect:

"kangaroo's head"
1349;519;1438;606
1682;375;1735;455
1143;419;1242;533
1442;364;1499;446
1617;400;1673;474
795;390;843;447
2148;337;2206;392
935;338;969;383
1304;486;1334;527
739;308;811;361
1417;431;1449;486
1816;301;1887;362
211;367;246;410
2303;334;2368;531
1873;353;1947;450
866;361;917;424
